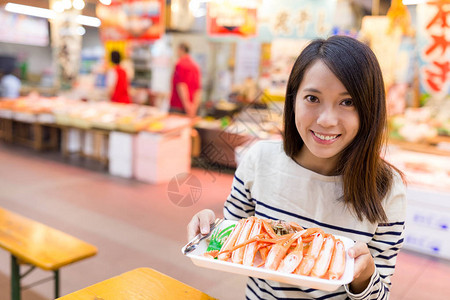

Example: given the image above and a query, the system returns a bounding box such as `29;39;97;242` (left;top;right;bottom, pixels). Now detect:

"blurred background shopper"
169;42;201;117
108;50;131;104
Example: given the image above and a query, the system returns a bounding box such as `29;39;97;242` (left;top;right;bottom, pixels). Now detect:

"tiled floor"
0;143;449;300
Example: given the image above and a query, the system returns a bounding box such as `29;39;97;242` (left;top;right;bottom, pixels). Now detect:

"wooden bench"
0;207;98;300
56;267;217;300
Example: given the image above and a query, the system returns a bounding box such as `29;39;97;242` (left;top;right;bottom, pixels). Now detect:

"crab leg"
218;219;245;261
277;235;304;273
288;221;304;232
219;233;289;257
328;239;346;280
265;232;301;271
243;218;263;266
295;232;324;276
261;219;279;239
231;217;256;264
301;228;324;239
311;235;335;278
256;245;270;268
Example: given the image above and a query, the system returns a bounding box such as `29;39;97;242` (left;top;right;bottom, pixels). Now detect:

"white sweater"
223;140;407;300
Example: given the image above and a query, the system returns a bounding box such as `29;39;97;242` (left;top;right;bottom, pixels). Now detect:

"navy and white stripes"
222;140;407;300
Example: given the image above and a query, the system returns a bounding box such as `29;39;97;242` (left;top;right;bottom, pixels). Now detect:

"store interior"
0;0;449;299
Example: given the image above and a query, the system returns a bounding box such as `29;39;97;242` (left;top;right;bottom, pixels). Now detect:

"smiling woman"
188;35;407;300
294;60;360;175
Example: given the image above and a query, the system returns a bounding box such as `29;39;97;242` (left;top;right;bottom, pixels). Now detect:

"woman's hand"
348;242;375;294
186;209;216;241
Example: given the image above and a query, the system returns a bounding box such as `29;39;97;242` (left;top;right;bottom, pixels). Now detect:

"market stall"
0;96;194;183
0;0;449;261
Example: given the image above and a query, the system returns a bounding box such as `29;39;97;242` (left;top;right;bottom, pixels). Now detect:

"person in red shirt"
170;43;201;117
108;50;131;104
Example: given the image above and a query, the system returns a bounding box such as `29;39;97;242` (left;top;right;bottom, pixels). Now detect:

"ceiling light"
5;3;56;19
76;15;101;27
4;3;101;27
73;0;85;10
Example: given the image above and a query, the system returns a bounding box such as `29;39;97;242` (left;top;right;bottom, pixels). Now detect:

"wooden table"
0;207;98;300
57;267;217;300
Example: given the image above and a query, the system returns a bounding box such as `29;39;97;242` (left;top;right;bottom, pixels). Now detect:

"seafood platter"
182;217;355;291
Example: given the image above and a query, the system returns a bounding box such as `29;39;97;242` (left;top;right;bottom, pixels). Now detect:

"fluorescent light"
5;3;56;19
73;0;85;10
4;3;101;27
402;0;427;5
76;15;101;27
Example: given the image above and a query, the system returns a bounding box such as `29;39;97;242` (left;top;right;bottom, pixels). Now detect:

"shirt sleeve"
223;142;259;221
173;63;187;85
345;173;407;299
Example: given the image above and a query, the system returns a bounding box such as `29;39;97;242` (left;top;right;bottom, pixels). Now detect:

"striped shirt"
223;140;407;300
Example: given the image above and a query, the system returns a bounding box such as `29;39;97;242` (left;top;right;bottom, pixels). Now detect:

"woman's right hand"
187;209;216;241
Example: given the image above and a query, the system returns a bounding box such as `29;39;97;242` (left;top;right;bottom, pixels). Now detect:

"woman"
187;35;406;299
108;50;131;104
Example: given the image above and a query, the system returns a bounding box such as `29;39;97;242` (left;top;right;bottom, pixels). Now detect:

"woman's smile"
311;130;341;143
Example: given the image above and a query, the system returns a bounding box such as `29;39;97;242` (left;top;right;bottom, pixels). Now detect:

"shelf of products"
131;45;152;89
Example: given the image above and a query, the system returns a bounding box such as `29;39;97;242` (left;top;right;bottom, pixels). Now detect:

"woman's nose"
316;107;338;127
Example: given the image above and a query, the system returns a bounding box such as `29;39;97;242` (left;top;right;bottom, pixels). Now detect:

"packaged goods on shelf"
389;107;448;144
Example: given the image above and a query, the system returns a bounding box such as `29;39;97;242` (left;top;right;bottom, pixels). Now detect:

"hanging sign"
0;8;49;47
207;1;257;38
417;0;450;103
257;0;336;41
97;0;165;41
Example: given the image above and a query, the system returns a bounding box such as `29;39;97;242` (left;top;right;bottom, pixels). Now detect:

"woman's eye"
341;99;354;106
305;95;319;103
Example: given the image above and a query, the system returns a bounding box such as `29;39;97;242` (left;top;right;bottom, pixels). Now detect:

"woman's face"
294;60;359;174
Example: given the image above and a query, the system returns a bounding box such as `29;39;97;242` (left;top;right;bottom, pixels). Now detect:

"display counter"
0;96;195;183
195;105;283;168
385;143;450;259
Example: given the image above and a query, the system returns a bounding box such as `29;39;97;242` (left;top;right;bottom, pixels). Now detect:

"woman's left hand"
347;242;375;294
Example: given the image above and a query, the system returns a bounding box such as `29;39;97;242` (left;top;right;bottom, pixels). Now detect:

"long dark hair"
283;35;402;223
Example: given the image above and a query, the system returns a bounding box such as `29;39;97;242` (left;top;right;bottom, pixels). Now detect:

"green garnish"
206;224;236;254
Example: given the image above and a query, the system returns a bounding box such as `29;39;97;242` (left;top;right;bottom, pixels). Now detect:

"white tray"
183;220;354;291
